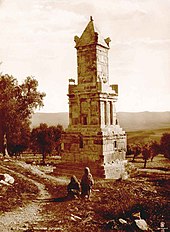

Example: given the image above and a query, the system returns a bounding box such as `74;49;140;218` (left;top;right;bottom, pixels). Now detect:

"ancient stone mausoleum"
61;17;127;178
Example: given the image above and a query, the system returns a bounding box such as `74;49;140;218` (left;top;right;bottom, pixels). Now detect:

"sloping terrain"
0;158;169;231
31;111;170;132
118;112;170;131
31;112;69;129
127;127;170;145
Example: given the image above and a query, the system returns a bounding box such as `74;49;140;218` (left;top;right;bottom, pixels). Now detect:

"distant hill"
31;112;69;129
117;111;170;131
31;111;170;132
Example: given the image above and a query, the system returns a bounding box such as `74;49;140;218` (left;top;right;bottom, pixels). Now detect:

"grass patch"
0;167;39;213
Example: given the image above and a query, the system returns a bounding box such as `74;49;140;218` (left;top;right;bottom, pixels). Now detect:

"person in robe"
80;167;94;199
67;175;80;199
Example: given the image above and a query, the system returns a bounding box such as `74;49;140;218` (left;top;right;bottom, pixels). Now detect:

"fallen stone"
0;180;10;186
4;173;15;184
70;214;81;220
119;218;128;224
70;216;76;221
135;219;149;231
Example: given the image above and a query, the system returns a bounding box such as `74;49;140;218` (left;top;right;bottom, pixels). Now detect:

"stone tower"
62;17;126;178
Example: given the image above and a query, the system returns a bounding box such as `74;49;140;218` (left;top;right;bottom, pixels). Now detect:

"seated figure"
67;175;80;199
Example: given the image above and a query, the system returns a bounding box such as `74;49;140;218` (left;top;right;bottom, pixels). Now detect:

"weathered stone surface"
61;17;127;178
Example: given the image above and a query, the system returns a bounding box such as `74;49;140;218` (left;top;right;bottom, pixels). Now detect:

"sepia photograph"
0;0;170;231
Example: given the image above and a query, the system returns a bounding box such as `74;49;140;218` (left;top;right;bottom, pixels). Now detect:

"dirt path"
0;162;68;232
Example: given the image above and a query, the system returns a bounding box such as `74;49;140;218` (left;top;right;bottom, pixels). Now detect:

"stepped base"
52;160;128;179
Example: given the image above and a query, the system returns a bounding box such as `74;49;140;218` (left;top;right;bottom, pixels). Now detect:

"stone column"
104;101;107;125
106;101;110;125
112;102;117;125
78;97;81;125
100;101;105;126
110;101;113;125
98;100;101;126
69;102;72;125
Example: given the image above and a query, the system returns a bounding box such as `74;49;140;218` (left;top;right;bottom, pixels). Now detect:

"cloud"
0;0;4;5
0;0;170;112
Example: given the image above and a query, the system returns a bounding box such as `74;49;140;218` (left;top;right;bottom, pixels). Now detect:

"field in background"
126;154;170;171
127;127;170;145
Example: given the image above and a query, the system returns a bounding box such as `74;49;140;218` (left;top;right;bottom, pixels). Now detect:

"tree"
132;144;141;162
160;133;170;159
149;140;160;161
126;144;133;156
142;144;151;168
30;124;63;164
0;74;45;156
49;124;63;155
8;120;31;157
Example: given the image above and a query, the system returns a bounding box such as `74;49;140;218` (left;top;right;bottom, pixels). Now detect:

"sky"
0;0;170;113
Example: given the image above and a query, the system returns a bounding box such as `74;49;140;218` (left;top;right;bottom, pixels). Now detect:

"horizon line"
34;110;170;114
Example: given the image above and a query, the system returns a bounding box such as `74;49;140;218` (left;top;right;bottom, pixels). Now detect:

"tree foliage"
132;144;141;162
0;74;45;156
141;144;151;168
30;123;63;164
8;120;31;156
160;133;170;159
126;144;133;156
126;144;141;162
149;140;161;161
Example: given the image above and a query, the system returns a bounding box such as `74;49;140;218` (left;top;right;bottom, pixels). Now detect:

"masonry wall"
77;45;97;84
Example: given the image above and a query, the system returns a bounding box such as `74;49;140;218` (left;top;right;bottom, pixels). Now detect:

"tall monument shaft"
62;17;126;178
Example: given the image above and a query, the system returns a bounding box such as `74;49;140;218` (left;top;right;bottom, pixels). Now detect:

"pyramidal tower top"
74;16;111;48
73;16;113;90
